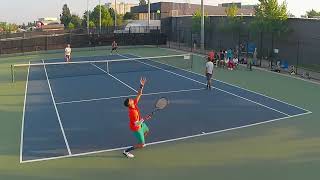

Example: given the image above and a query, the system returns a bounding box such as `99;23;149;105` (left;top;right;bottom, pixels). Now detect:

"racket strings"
155;98;169;109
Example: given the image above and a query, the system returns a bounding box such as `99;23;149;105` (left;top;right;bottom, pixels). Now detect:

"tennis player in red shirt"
123;77;151;158
208;50;215;61
208;50;216;66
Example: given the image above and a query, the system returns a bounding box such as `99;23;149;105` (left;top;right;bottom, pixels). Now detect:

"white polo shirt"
206;61;214;74
65;47;71;56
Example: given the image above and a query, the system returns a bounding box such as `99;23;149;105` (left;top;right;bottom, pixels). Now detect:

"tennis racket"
139;97;169;124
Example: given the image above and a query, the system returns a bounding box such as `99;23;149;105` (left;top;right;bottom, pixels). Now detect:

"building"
131;2;256;20
105;2;138;15
37;17;64;31
218;3;256;10
38;17;60;25
219;2;242;8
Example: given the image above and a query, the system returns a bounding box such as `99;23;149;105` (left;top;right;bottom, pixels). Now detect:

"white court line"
91;63;137;93
56;88;205;105
118;54;291;117
128;51;312;114
20;111;312;163
19;61;30;163
214;78;312;113
42;60;72;155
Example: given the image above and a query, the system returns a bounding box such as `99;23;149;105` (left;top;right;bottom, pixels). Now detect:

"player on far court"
111;40;118;54
205;55;214;90
65;44;72;62
123;77;151;158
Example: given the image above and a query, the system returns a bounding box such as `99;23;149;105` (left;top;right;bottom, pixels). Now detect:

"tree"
250;0;289;63
116;14;124;26
82;11;90;28
219;3;244;32
225;4;238;17
0;22;18;33
306;9;320;18
123;12;138;20
89;21;95;28
90;5;113;28
27;22;35;28
67;22;75;30
251;0;288;33
109;8;115;20
60;4;72;28
21;23;26;29
139;0;147;6
288;13;295;18
192;9;209;33
0;22;6;33
70;14;82;28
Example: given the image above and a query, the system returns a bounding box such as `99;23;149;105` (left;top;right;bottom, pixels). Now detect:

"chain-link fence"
162;16;320;80
0;26;165;56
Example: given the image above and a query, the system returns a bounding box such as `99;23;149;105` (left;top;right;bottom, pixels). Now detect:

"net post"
11;64;15;83
190;53;194;70
107;61;109;74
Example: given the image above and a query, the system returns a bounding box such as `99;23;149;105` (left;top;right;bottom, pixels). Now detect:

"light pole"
114;0;117;28
99;0;101;33
200;0;204;51
87;0;89;34
148;0;151;29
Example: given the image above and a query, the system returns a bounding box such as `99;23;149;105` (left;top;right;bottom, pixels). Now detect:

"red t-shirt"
128;99;141;131
208;51;215;61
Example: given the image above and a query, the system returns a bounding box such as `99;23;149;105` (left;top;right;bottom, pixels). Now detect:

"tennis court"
18;53;311;163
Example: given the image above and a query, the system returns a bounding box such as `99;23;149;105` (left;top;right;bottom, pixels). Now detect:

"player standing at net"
111;41;118;54
123;77;151;158
205;56;214;90
65;44;72;62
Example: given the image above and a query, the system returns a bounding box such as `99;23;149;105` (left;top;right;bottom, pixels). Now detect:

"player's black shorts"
206;73;212;80
112;47;117;50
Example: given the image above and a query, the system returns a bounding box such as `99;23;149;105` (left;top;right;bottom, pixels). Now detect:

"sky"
0;0;319;24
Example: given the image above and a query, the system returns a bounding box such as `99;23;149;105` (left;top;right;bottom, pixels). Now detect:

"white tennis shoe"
123;151;134;158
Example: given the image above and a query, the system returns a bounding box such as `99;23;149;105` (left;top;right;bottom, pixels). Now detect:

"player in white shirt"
65;44;72;62
205;57;214;90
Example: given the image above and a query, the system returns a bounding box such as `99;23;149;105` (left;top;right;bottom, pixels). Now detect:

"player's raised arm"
136;77;146;103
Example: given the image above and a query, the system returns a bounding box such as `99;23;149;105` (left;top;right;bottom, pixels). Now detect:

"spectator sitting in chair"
227;48;233;61
274;61;281;73
228;57;235;70
239;56;245;64
224;57;229;69
247;57;253;71
224;52;229;68
219;50;225;67
208;50;218;67
289;65;296;75
233;56;239;68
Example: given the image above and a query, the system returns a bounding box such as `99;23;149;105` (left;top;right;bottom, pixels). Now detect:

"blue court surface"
20;54;311;163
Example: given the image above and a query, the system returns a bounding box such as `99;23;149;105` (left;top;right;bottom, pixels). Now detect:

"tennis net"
11;54;193;82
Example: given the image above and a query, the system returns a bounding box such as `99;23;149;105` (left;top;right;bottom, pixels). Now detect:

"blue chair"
280;60;289;70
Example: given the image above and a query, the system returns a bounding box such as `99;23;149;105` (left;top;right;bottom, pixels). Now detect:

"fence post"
157;26;159;47
21;38;24;53
296;39;300;73
259;31;263;67
178;30;180;48
45;35;48;51
69;30;72;45
190;31;193;52
168;32;170;48
11;65;15;83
